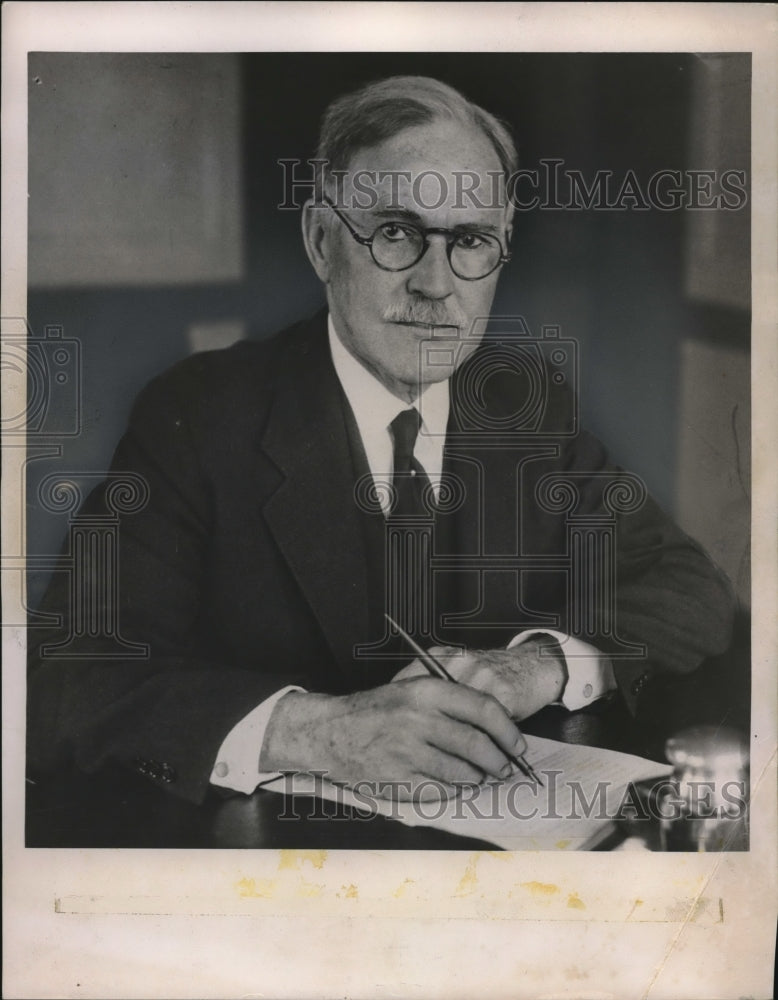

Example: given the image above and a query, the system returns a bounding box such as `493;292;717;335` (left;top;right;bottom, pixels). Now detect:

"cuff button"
159;763;177;783
214;761;229;779
583;683;593;699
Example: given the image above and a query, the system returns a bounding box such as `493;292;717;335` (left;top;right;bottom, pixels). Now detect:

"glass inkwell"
615;726;749;851
657;726;749;851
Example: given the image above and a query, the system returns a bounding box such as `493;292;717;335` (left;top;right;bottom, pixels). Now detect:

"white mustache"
383;299;466;328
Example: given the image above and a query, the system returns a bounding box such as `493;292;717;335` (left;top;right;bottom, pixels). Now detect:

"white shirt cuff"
210;686;305;795
507;630;616;711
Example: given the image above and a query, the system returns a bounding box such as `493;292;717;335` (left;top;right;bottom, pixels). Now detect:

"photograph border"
3;4;777;999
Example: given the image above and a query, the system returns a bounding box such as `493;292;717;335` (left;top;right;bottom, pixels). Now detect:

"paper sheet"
262;735;673;850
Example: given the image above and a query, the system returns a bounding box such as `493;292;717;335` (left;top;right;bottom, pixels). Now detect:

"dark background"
27;52;750;617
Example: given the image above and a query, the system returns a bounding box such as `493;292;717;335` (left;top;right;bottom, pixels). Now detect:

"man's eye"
455;233;488;250
379;223;414;242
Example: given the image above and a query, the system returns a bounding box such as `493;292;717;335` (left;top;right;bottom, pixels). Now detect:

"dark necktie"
385;408;435;640
389;408;434;519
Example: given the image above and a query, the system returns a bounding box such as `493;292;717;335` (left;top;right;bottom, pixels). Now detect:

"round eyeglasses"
323;197;511;281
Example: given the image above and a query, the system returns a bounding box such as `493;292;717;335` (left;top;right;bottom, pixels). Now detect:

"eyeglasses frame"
321;196;512;281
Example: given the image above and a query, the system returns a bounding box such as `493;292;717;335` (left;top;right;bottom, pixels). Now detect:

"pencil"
385;614;544;786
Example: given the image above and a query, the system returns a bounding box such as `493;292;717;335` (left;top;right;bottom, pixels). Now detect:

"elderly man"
27;76;734;804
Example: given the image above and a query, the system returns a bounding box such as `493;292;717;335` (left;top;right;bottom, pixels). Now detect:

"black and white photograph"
3;4;777;999
23;49;752;849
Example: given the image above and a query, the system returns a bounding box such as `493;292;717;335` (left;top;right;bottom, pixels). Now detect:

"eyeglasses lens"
371;225;501;279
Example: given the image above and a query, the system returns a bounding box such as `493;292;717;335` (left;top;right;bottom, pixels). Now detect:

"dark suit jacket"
27;310;735;803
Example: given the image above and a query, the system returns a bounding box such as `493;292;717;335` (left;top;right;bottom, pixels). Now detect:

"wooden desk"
26;698;661;850
26;617;750;850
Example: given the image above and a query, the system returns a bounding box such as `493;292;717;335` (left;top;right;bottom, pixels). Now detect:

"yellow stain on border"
519;881;560;896
625;898;644;920
567;892;586;910
454;853;481;896
338;883;358;899
277;849;328;871
454;850;507;897
235;877;277;898
393;878;416;898
296;878;324;898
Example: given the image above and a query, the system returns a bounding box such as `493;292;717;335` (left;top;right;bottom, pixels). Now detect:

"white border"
3;4;777;999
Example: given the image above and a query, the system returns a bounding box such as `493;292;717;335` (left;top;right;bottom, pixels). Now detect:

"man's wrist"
210;686;308;793
259;689;333;772
509;634;567;705
508;630;615;711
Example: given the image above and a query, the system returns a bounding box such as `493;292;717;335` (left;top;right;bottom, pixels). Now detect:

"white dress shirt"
210;317;615;793
326;317;450;509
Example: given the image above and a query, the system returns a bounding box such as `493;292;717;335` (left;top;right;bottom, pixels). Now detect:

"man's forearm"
258;690;336;773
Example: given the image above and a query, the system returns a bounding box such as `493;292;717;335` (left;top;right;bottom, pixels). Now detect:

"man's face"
306;119;512;400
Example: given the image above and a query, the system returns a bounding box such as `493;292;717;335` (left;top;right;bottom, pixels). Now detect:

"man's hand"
258;679;528;800
392;638;568;721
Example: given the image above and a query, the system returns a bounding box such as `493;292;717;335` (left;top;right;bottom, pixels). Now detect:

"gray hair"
314;75;518;194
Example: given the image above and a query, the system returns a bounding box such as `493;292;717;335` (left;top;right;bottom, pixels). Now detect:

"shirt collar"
327;315;450;439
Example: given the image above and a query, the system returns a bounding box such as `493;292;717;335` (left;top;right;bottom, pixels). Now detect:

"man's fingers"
428;645;462;658
422;716;513;781
402;675;527;759
439;681;525;750
418;744;487;785
391;776;477;803
295;679;530;797
390;658;427;682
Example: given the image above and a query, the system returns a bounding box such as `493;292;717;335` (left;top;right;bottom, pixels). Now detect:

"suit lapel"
257;323;543;666
259;316;371;674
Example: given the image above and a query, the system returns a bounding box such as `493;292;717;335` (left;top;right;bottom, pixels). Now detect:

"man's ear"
504;206;515;247
302;198;331;283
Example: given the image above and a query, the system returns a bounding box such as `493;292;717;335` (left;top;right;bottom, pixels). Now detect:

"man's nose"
406;235;456;299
